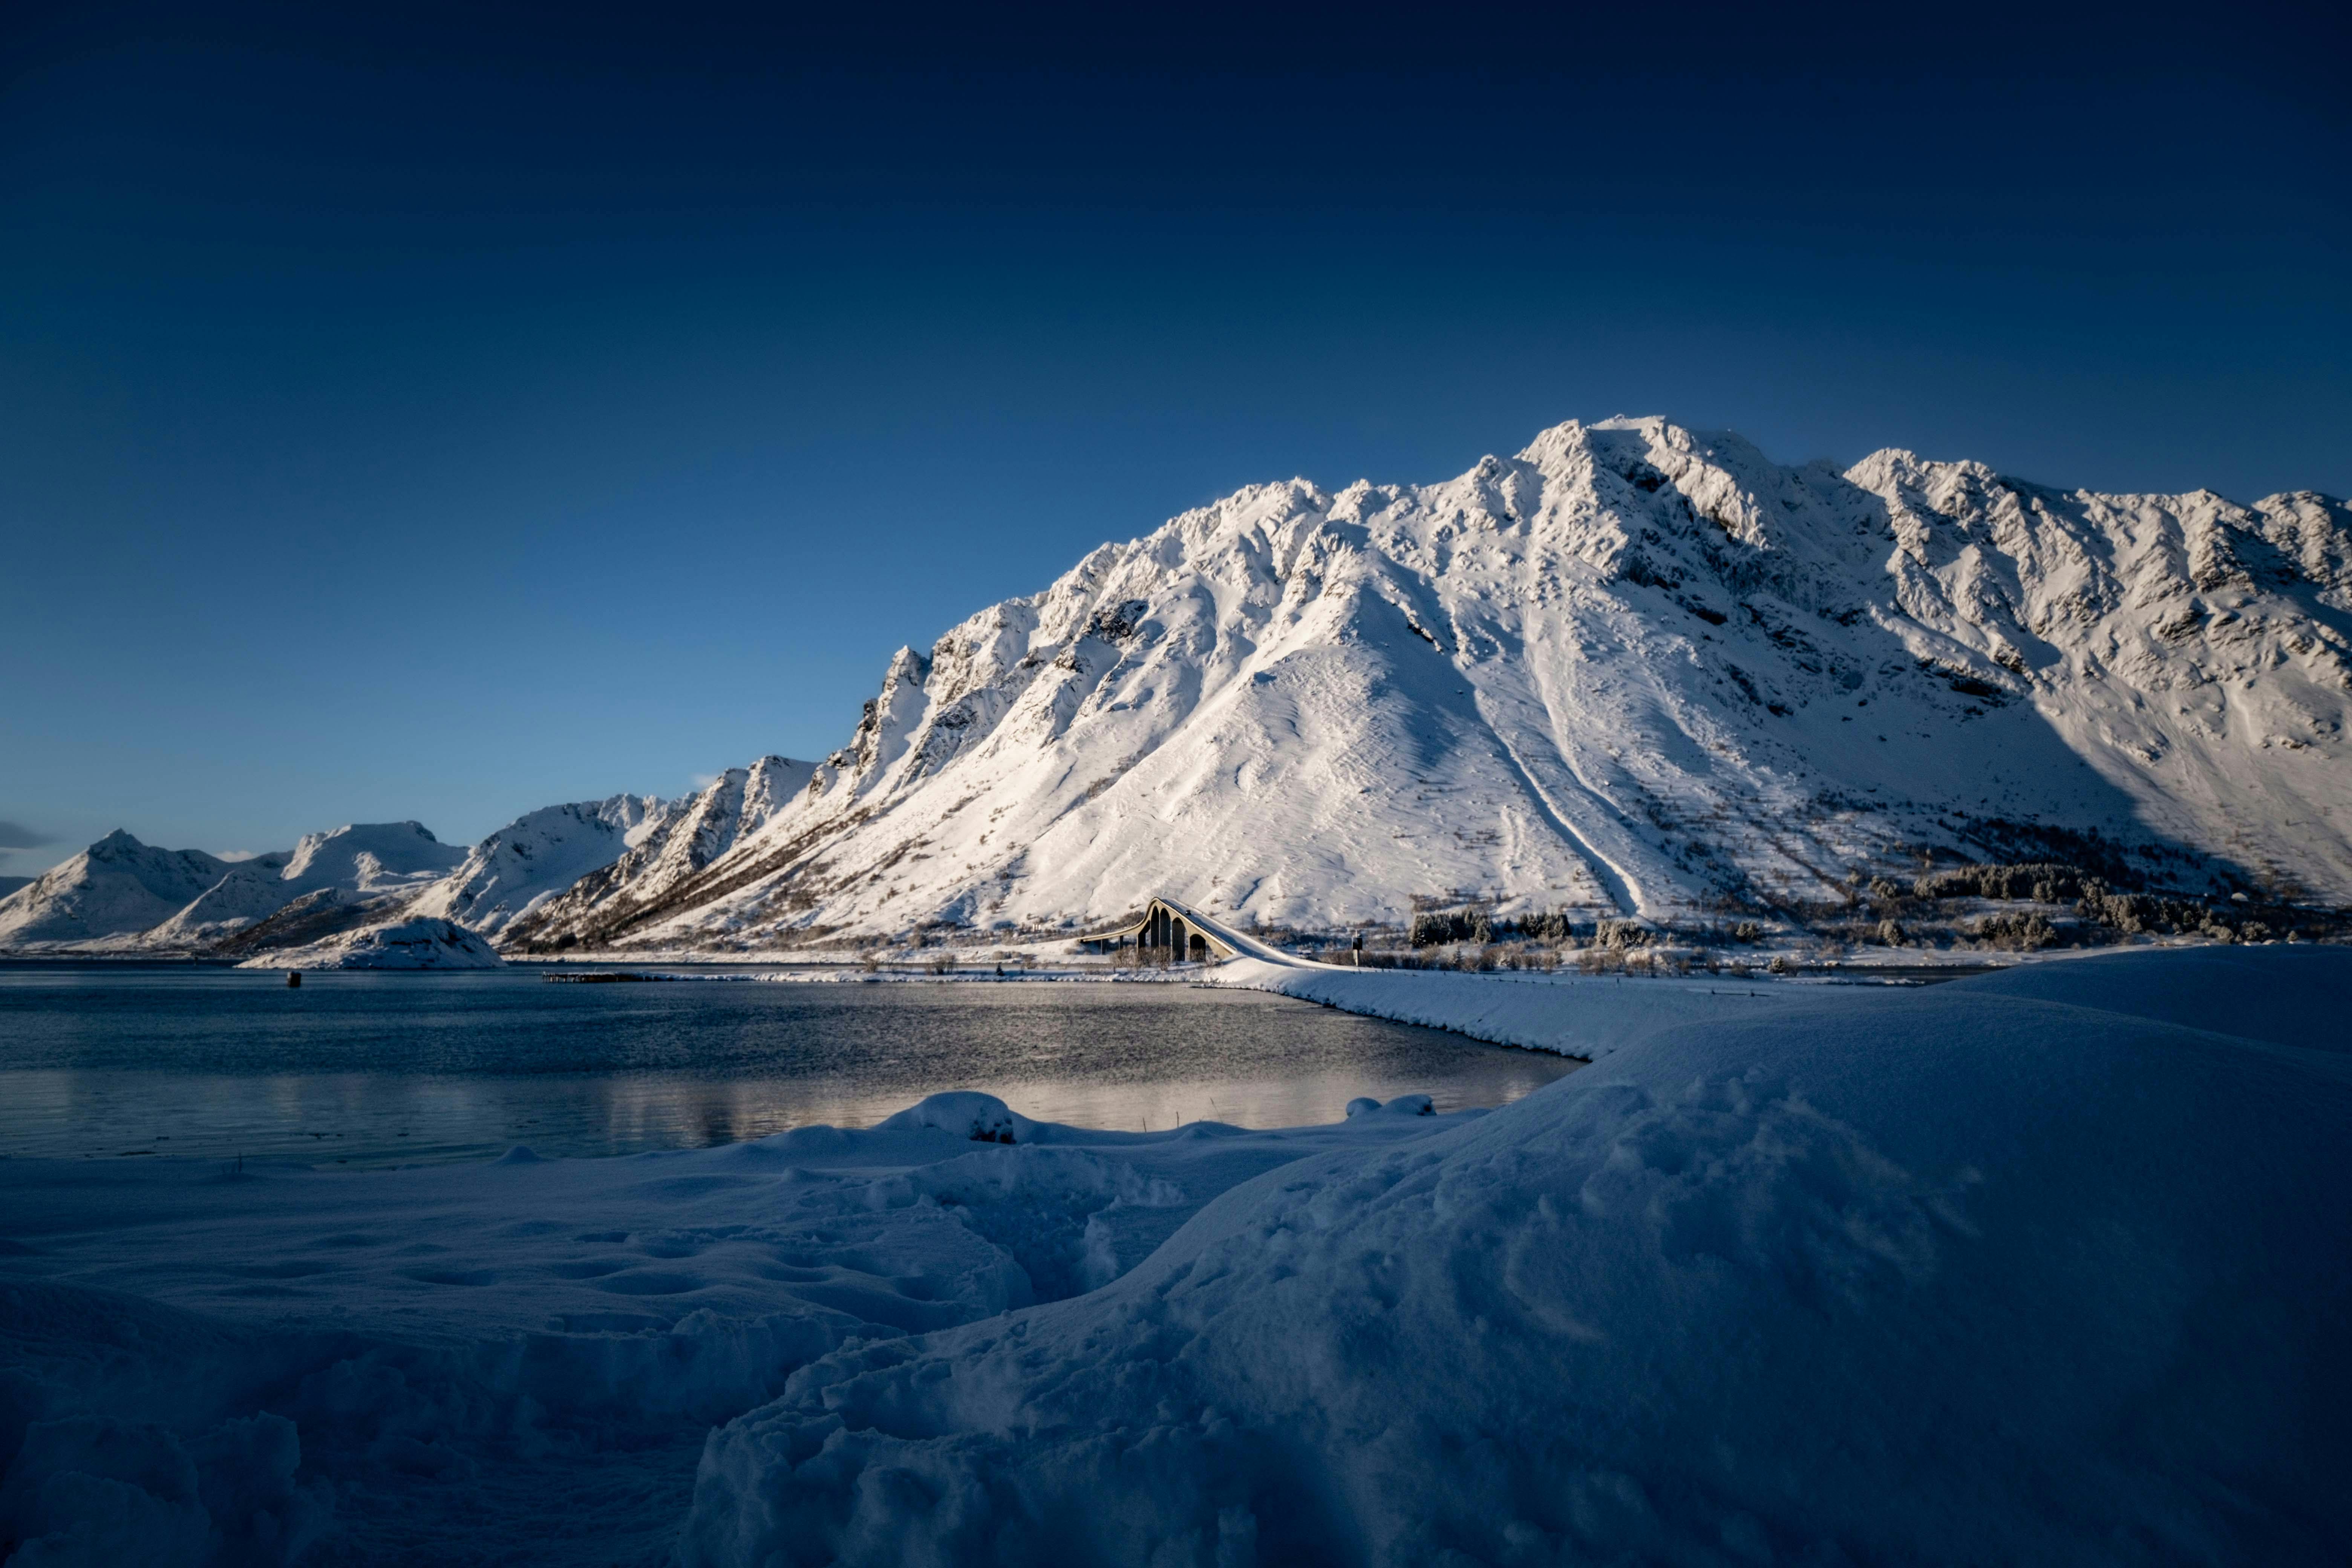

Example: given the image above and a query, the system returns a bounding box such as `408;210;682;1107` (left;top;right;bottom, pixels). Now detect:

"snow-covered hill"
236;915;503;970
0;831;248;949
0;800;666;957
406;793;670;938
501;416;2352;952
140;821;466;949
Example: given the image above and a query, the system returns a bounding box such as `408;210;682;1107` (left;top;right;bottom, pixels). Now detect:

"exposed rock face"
495;417;2352;951
500;759;813;950
407;794;670;938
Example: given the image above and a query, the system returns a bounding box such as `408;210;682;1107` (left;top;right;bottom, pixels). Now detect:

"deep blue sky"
3;0;2346;873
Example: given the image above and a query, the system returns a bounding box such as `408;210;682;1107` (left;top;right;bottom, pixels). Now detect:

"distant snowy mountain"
141;822;465;949
0;800;665;957
15;417;2346;959
501;759;813;950
497;416;2352;952
0;832;248;949
406;794;670;937
0;876;35;900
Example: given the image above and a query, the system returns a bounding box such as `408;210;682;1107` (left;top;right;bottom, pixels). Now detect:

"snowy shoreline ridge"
6;414;2350;964
3;944;2348;1565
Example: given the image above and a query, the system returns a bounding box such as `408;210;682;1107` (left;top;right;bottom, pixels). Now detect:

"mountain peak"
19;417;2349;960
485;416;2352;952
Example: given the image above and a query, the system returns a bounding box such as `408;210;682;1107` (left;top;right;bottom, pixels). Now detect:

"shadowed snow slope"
680;947;2352;1567
498;418;2352;951
1212;956;1821;1059
0;1091;1470;1565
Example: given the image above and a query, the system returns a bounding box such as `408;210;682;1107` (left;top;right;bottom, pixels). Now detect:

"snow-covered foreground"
4;949;2348;1565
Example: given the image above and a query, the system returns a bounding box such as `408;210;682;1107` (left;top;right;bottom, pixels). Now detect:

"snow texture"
679;947;2352;1566
2;948;2346;1564
495;417;2352;952
0;1093;1467;1565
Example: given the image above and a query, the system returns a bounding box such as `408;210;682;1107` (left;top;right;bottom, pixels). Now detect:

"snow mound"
874;1092;1039;1145
0;1088;1476;1562
681;947;2352;1566
237;916;502;970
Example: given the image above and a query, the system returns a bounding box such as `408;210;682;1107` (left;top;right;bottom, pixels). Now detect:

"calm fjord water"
0;965;1577;1164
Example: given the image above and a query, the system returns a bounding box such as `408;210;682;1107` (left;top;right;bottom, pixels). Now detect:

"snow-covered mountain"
0;831;248;949
406;794;670;938
140;822;466;949
0;799;666;957
498;416;2352;952
500;758;813;950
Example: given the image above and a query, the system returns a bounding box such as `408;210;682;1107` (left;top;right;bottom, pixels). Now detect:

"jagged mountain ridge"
407;793;672;937
0;799;675;956
141;822;466;950
496;416;2352;952
501;758;813;949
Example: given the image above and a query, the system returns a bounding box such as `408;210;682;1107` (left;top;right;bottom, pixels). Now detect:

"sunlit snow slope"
501;417;2352;951
0;800;668;956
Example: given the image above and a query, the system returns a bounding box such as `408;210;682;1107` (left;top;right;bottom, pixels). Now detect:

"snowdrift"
0;1095;1472;1564
681;948;2352;1566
